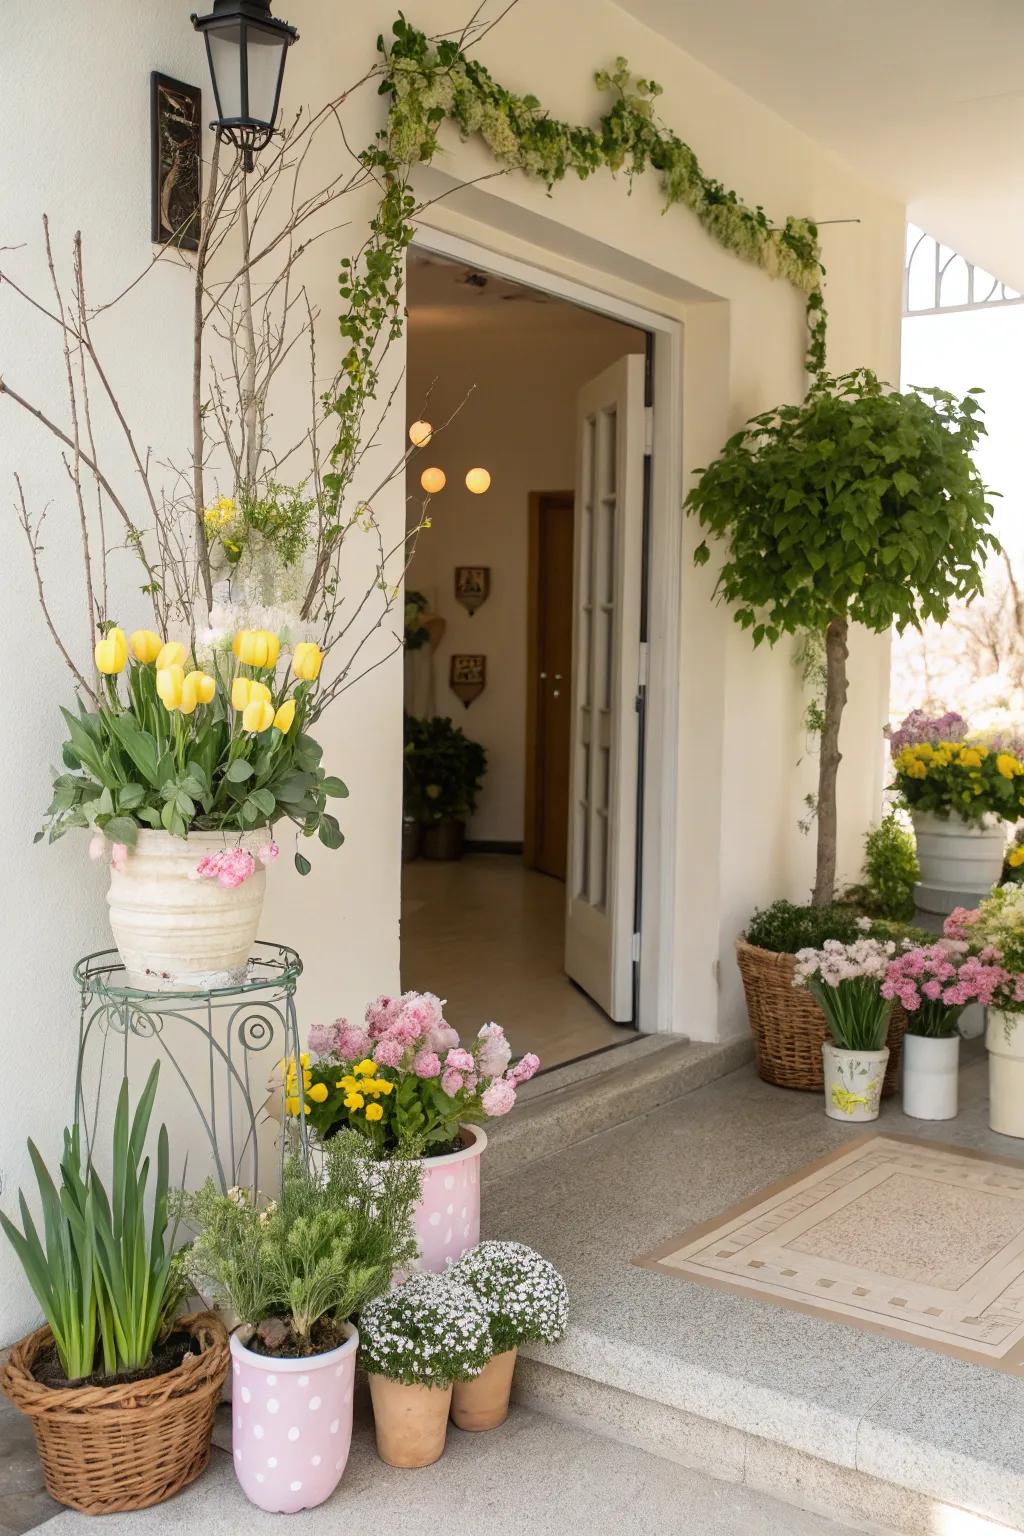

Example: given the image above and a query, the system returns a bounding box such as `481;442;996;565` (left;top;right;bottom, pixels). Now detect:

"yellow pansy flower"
95;628;128;675
130;629;163;664
354;1059;376;1077
343;1093;365;1110
959;748;982;769
365;1103;384;1122
997;753;1019;780
293;642;324;681
308;1082;329;1103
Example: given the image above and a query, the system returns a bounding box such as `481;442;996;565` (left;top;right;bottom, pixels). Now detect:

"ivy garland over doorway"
325;16;828;492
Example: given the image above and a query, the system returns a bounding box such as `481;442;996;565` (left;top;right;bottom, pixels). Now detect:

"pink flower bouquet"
882;943;1007;1038
289;992;540;1157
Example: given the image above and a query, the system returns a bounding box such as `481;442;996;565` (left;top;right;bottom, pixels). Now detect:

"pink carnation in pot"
481;1079;517;1116
413;1049;441;1079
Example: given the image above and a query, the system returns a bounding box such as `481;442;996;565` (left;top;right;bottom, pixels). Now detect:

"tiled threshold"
484;1043;1024;1535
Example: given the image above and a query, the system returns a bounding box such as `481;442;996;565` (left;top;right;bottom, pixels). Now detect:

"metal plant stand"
73;942;306;1196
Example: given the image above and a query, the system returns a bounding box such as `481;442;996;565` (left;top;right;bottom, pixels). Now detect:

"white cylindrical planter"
901;1032;960;1120
107;830;267;990
822;1043;889;1122
911;811;1006;915
986;1009;1024;1138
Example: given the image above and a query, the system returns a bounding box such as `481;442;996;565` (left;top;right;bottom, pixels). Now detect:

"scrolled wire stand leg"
72;942;306;1196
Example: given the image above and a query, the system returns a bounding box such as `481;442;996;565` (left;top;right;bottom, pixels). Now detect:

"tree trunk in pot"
812;617;848;908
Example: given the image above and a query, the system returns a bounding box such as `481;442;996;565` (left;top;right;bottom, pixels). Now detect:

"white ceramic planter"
986;1008;1024;1138
911;811;1006;913
230;1325;357;1513
414;1126;486;1272
107;830;267;991
822;1042;889;1122
901;1032;960;1120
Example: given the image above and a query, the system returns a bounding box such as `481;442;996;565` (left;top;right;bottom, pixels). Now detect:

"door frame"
524;489;574;876
409;227;683;1037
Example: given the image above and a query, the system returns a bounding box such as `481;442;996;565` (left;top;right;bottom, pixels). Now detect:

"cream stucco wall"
1;0;902;1340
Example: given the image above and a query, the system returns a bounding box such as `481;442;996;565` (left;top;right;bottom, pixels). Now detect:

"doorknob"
554;673;563;680
540;671;548;680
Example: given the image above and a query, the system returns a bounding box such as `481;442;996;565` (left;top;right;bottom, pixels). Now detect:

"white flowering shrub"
358;1272;491;1386
453;1241;569;1354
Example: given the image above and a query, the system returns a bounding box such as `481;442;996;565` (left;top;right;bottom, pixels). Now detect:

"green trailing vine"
323;16;829;477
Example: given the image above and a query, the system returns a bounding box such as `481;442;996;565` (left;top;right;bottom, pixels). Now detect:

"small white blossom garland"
453;1241;569;1355
358;1271;491;1386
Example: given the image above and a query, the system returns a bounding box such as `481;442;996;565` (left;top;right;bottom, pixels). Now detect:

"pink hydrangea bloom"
337;1024;371;1059
308;1019;342;1055
445;1048;475;1074
481;1079;517;1116
397;992;445;1040
475;1022;512;1079
413;1049;441;1079
885;709;968;758
427;1024;460;1054
373;1038;404;1069
440;1068;464;1098
365;995;402;1039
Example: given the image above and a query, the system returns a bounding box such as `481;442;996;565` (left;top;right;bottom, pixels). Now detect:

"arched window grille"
904;224;1022;317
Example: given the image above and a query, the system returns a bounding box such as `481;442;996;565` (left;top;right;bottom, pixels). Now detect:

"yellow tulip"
156;664;185;710
273;698;296;735
180;670;216;714
293;642;324;682
156;641;186;670
130;630;163;664
232;677;272;711
94;628;128;675
242;698;276;733
232;630;248;660
236;629;281;668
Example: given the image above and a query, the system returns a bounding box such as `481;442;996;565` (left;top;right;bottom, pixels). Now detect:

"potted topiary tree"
404;716;487;861
686;370;996;1087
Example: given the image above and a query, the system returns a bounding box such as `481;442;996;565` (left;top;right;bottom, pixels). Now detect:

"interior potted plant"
793;935;895;1121
358;1272;491;1468
0;1064;228;1515
179;1132;421;1513
404;715;487;860
294;995;540;1272
449;1241;568;1432
943;892;1024;1137
883;942;1005;1120
41;623;347;990
686;369;995;1077
888;711;1022;912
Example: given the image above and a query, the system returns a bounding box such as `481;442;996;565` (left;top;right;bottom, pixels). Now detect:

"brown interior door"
525;492;574;880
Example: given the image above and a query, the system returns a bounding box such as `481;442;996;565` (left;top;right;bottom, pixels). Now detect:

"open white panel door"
564;354;645;1022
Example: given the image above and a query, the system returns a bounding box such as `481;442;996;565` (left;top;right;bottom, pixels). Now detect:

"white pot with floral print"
822;1042;888;1122
986;1008;1024;1138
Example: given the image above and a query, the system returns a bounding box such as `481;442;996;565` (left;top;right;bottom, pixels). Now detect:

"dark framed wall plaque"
151;73;203;251
450;654;487;708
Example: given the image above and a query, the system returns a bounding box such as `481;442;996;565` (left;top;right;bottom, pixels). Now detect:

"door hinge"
631;931;642;962
644;404;654;455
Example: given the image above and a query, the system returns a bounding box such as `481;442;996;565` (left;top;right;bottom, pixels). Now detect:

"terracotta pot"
420;819;465;861
450;1348;517;1431
107;830;267;990
230;1325;358;1514
414;1125;486;1272
367;1374;452;1468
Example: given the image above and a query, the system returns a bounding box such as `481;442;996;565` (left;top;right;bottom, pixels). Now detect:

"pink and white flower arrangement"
793;937;895;1051
882;944;1007;1037
297;991;541;1156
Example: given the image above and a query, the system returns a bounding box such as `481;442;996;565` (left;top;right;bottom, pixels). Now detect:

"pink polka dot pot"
230;1324;357;1513
414;1125;486;1272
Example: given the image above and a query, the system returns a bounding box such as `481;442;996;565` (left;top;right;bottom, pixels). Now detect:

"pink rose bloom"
413;1049;441;1079
89;832;106;862
337;1024;371;1059
445;1048;475;1074
427;1024;460;1054
373;1038;404;1069
481;1079;517;1116
110;842;129;874
509;1052;541;1085
257;841;280;865
475;1022;511;1079
440;1068;464;1098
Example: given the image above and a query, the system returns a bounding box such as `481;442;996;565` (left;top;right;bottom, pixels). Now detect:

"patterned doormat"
636;1134;1024;1372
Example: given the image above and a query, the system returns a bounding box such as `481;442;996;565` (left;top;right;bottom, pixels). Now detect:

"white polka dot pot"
414;1125;486;1272
229;1324;357;1513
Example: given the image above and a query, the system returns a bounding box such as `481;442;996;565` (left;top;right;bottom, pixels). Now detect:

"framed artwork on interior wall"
454;565;490;616
150;73;203;252
450;654;487;708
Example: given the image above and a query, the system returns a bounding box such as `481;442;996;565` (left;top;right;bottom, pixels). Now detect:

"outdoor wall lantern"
191;0;298;170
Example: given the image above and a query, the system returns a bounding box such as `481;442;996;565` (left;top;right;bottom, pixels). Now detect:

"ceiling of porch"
618;0;1024;290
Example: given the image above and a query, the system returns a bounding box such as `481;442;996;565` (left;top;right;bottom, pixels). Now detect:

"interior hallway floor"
401;852;635;1068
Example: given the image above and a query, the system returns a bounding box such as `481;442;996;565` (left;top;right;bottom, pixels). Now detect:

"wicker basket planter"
0;1311;229;1515
736;938;906;1096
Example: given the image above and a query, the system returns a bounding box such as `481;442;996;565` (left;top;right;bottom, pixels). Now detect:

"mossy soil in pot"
31;1329;201;1392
